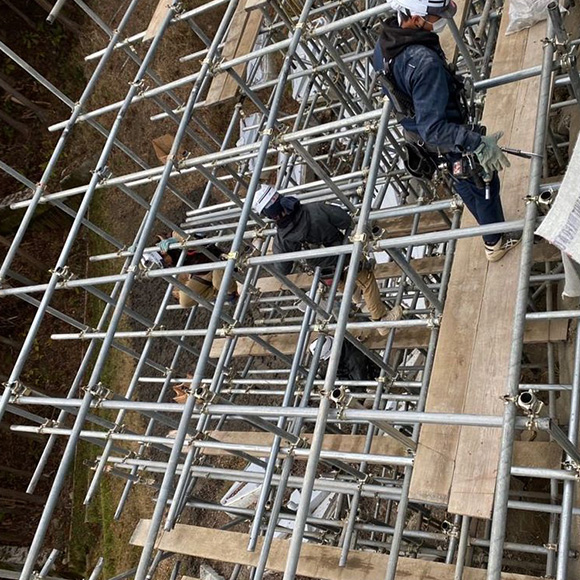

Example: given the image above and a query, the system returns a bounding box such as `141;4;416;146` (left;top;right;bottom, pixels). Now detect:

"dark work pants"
452;172;504;245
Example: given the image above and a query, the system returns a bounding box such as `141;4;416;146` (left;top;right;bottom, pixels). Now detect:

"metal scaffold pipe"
1;0;578;578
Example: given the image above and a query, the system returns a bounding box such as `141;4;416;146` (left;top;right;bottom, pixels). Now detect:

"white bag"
505;0;552;35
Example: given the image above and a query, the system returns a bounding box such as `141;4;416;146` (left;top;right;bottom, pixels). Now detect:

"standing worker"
373;0;520;262
254;185;402;336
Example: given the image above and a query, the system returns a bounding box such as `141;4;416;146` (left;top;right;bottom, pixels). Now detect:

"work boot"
484;233;522;263
377;304;404;337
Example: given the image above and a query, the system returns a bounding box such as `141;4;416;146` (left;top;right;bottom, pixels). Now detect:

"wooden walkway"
210;318;566;359
131;521;541;580
409;11;549;518
199;432;561;470
205;0;263;106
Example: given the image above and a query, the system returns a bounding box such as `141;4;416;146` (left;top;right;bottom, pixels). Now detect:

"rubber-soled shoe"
484;233;522;263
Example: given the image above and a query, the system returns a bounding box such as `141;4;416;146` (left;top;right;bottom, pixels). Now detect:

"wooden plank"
131;521;539;580
205;1;263;105
408;229;485;505
512;441;562;469
448;16;547;519
210;327;432;358
202;432;406;458
255;256;447;293
205;2;248;104
254;243;558;294
410;9;547;511
143;0;171;42
210;319;566;359
218;7;263;103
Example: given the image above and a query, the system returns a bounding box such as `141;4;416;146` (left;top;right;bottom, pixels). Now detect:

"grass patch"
68;440;101;575
67;196;152;577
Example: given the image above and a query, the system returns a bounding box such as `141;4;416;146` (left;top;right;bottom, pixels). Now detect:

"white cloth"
536;133;580;265
563;253;580;299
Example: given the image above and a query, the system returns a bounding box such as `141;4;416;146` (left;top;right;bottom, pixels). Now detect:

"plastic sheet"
506;0;552;35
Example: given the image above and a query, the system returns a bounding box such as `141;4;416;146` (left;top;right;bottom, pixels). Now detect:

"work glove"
474;131;511;175
157;236;178;253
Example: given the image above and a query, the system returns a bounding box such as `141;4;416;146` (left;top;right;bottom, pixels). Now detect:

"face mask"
431;18;448;34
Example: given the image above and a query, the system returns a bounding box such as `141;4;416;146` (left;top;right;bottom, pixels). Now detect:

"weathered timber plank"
254;243;557;294
202;432;406;458
143;0;171;42
205;1;263;105
512;441;562;469
209;319;566;359
205;2;248;104
255;256;447;293
410;9;547;511
448;17;547;519
131;521;539;580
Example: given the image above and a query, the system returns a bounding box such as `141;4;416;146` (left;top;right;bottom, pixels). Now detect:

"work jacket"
272;200;351;276
337;340;380;384
373;19;481;153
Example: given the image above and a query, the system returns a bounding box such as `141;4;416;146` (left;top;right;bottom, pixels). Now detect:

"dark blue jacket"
373;22;481;153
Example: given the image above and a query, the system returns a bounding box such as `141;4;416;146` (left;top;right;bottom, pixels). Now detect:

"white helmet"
309;336;333;361
253;184;279;215
392;0;457;18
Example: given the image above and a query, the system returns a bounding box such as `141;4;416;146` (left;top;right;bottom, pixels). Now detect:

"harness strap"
190;273;213;287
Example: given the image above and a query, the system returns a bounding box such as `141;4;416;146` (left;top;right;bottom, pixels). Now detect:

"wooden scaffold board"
409;8;549;519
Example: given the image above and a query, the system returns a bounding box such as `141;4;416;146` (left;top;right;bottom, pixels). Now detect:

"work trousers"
452;172;504;245
178;270;237;308
353;268;388;321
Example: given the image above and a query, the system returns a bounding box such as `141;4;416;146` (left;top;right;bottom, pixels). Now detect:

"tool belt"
401;141;439;180
402;126;488;186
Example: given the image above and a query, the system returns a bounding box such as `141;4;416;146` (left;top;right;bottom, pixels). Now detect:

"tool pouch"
402;142;438;180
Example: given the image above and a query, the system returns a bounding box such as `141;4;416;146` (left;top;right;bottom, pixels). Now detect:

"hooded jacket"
373;18;481;153
272;200;352;276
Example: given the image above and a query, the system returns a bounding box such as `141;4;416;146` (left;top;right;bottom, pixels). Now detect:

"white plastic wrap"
505;0;552;35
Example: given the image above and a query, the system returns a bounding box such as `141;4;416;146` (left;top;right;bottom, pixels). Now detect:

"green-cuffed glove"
157;236;178;253
474;131;511;175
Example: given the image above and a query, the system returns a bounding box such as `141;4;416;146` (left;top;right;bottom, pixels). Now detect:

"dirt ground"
0;0;237;576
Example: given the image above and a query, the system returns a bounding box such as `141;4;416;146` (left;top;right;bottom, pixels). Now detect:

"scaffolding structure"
1;1;580;579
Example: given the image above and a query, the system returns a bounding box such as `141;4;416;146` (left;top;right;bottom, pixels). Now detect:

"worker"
157;232;238;308
372;0;520;262
309;335;380;387
254;185;402;336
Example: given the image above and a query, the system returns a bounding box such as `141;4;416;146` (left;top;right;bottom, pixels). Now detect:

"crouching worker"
254;185;402;336
157;232;238;308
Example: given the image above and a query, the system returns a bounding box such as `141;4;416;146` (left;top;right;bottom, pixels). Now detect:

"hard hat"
309;336;333;361
253;184;279;215
392;0;457;18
